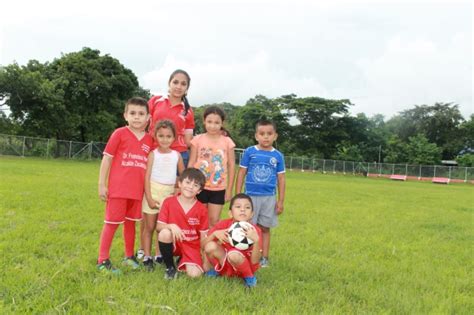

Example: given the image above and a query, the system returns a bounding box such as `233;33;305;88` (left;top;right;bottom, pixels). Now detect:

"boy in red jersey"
157;168;209;279
202;193;262;287
97;97;153;274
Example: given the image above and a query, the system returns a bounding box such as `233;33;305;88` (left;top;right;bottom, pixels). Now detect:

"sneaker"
136;249;145;260
243;276;257;288
205;268;219;277
122;256;140;270
154;255;163;265
143;258;155;272
260;257;269;268
164;267;178;280
97;259;121;275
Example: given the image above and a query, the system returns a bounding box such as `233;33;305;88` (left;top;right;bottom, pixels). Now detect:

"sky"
0;0;472;119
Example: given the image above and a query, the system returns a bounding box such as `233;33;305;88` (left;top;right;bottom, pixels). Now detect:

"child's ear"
228;209;233;218
274;132;278;141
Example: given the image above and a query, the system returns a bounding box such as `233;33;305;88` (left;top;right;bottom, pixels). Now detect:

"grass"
0;156;473;314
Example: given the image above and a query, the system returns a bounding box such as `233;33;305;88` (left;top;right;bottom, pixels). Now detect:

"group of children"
97;97;286;287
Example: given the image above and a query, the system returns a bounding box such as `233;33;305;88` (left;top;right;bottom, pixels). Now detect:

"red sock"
98;223;119;263
234;258;254;278
123;219;136;257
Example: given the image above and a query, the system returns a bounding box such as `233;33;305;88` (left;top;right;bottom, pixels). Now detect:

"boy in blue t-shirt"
235;120;286;267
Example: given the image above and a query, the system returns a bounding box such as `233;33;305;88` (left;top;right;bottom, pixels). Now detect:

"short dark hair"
125;97;149;114
179;168;206;189
255;119;276;132
229;193;253;211
203;105;226;122
154;119;177;138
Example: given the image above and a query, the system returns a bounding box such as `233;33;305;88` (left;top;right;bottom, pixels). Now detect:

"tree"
0;47;142;142
386;103;464;159
280;95;352;157
406;134;441;165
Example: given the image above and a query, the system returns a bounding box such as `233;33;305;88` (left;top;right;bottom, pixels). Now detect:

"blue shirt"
240;146;285;196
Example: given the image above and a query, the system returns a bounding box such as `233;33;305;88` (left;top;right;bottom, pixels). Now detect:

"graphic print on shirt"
250;156;278;184
197;147;226;187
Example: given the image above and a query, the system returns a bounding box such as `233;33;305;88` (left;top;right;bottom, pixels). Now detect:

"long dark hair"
169;69;191;116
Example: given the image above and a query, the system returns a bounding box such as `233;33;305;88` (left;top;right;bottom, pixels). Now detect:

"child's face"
155;127;174;149
255;125;277;149
169;73;189;99
178;177;202;198
204;113;223;136
229;198;253;222
124;104;149;132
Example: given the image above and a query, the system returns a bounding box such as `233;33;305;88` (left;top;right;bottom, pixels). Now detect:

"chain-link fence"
2;134;473;183
0;134;106;159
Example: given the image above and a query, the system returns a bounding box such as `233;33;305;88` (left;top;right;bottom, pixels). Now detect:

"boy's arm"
235;167;247;194
276;173;286;214
246;226;262;264
201;229;228;248
98;155;113;201
156;221;184;242
187;143;197;168
225;148;236;201
144;151;158;208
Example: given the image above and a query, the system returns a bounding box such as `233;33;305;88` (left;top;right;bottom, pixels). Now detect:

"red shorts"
105;198;142;224
213;249;259;277
174;241;203;272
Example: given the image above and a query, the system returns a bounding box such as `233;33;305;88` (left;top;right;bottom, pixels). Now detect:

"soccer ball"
228;221;254;250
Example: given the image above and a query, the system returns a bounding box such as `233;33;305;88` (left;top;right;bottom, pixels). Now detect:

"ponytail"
182;95;190;116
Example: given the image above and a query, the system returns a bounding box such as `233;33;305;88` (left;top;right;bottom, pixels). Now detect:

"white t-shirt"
150;149;180;185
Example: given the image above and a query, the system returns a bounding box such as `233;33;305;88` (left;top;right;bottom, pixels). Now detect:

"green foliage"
0;156;472;313
456;153;474;167
406;134;441;165
386;103;464;159
0;48;143;142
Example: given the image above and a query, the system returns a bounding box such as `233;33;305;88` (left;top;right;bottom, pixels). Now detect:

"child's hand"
98;185;108;202
213;229;229;244
244;225;259;243
224;190;232;202
147;198;160;209
169;224;185;242
276;200;284;215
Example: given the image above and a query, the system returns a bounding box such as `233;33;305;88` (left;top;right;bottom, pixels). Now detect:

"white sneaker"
136;249;145;260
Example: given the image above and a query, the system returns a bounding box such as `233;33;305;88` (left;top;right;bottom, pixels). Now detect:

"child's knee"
204;241;219;254
227;252;244;265
158;229;172;242
186;266;203;278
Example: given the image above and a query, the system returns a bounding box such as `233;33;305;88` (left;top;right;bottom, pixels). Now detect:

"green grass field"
0;156;472;314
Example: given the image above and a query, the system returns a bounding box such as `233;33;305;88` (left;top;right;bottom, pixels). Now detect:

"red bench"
390;174;407;181
432;177;450;184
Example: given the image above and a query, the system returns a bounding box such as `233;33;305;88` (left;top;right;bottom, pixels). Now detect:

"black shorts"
196;189;225;205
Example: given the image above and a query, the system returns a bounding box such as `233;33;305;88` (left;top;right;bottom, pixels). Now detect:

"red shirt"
157;196;209;245
148;95;195;152
103;127;153;200
209;218;262;256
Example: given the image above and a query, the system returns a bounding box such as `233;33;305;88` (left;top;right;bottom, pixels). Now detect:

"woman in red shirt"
148;69;195;166
139;70;195;262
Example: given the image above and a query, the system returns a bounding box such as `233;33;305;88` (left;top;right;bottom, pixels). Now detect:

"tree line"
1;47;473;166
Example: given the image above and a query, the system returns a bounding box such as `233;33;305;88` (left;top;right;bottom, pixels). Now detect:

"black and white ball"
228;221;254;250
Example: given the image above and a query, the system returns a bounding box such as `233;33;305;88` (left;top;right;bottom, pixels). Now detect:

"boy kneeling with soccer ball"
202;193;262;287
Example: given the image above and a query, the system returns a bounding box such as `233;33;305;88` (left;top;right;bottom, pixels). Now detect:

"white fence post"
22;136;26;157
301;157;304;172
68;141;72;158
